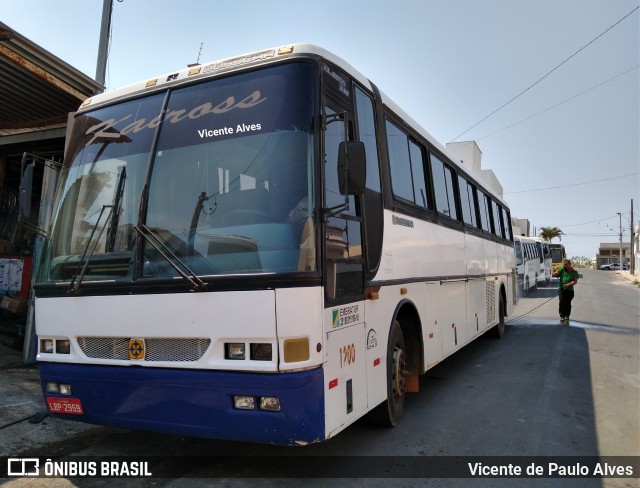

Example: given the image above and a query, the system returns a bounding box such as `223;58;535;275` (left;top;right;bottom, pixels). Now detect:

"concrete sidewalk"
0;344;97;457
618;270;638;283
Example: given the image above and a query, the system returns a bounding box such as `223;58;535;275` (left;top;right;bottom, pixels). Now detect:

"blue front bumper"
40;362;325;445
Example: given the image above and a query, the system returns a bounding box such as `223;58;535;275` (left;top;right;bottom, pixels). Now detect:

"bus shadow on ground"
407;321;600;460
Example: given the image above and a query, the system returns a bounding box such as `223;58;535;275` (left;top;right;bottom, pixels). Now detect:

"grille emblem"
128;339;145;360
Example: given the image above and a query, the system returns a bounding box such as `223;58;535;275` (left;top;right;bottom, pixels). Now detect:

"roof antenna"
188;42;204;67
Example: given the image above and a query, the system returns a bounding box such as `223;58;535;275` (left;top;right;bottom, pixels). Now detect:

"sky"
3;0;639;260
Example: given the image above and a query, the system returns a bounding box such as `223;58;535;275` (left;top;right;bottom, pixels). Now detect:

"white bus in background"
514;236;540;295
29;44;517;445
532;237;551;286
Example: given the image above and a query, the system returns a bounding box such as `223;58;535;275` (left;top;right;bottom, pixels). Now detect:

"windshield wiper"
69;166;127;294
135;225;207;292
188;192;216;258
105;167;127;252
69;205;114;294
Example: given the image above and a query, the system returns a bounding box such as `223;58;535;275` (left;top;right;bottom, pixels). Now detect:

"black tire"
489;295;506;338
367;320;407;427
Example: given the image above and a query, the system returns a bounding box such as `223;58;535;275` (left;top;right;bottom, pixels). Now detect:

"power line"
559;215;623;228
476;65;639;141
504;172;639;194
449;6;640;142
563;233;619;237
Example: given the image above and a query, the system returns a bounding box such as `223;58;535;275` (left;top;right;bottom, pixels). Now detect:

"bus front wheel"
367;320;407;427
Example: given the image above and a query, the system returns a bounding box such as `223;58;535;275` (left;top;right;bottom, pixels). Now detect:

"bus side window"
354;86;381;193
430;153;458;220
502;207;513;241
476;189;491;233
491;200;504;238
458;175;477;227
386;120;415;203
409;141;429;208
385;120;431;209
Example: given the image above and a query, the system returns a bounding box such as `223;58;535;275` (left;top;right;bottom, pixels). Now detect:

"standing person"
552;259;579;325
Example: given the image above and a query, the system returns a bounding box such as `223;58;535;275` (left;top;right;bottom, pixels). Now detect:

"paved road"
1;269;638;487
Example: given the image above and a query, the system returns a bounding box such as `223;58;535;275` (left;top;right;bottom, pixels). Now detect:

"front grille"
77;337;211;362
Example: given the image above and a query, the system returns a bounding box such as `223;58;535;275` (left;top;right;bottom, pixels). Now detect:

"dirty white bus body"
34;44;516;445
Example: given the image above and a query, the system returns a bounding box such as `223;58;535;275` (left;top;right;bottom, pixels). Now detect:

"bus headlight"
225;343;245;360
56;340;71;354
45;382;73;395
40;339;54;354
233;396;255;410
260;397;281;411
40;338;71;354
250;343;272;360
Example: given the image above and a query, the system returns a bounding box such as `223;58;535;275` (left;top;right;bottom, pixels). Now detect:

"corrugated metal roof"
0;21;103;132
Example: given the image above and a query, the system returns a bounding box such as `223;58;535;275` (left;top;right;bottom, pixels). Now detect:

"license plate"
46;397;84;415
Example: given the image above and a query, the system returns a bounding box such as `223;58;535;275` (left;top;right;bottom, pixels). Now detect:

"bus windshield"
41;63;317;284
549;247;564;263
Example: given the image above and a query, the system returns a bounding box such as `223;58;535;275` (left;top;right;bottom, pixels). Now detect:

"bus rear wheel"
489;295;506;338
367;320;407;427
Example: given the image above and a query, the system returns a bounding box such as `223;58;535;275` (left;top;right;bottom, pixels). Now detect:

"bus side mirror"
19;161;35;220
338;141;366;196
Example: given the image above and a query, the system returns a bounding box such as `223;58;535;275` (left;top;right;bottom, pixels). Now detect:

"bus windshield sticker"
323;65;350;98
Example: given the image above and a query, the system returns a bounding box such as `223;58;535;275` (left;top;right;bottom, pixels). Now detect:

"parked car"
599;263;628;270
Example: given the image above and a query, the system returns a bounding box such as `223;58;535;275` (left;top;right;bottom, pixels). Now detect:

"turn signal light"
283;338;309;362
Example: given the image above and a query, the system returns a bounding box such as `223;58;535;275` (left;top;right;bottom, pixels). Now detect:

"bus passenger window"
491;200;504;238
431;154;458;219
386;121;414;202
458;176;477;227
477;190;491;232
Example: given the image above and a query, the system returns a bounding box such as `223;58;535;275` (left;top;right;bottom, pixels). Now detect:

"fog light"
40;339;54;354
45;382;59;394
260;396;281;411
59;384;73;396
226;343;246;360
233;395;255;410
251;343;272;360
56;340;71;354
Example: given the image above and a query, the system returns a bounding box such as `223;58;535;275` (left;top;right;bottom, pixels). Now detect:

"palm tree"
539;226;563;242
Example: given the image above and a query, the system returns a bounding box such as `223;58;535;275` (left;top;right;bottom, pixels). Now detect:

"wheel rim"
391;346;407;402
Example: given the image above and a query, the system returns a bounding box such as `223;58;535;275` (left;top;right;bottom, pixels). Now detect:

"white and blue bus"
34;44;516;445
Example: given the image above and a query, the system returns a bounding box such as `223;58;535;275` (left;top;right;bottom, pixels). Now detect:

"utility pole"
616;212;623;273
95;0;113;90
631;199;635;274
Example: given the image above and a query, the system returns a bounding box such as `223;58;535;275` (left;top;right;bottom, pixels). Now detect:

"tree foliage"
569;256;594;268
539;226;563;242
